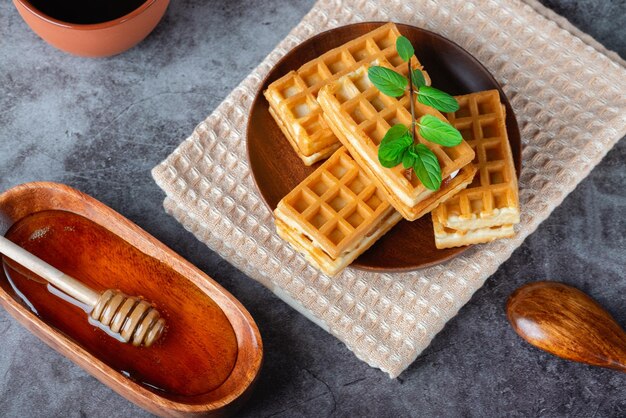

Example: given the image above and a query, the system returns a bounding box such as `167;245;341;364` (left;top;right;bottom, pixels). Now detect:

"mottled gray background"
0;1;625;417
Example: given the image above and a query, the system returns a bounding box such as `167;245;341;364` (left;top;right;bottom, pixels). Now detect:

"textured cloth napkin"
152;0;626;377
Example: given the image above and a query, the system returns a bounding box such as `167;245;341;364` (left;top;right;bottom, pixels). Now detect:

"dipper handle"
0;235;99;306
0;235;165;347
507;281;626;372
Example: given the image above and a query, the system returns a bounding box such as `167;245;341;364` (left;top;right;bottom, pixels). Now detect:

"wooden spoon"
506;281;626;372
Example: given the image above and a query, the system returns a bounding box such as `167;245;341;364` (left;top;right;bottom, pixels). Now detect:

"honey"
0;210;238;400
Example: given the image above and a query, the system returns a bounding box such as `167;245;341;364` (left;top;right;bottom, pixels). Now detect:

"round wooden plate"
247;22;521;272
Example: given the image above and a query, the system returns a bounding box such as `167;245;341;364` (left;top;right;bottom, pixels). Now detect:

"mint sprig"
367;35;462;190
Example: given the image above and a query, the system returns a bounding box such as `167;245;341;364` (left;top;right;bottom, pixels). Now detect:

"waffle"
274;147;402;276
318;61;476;221
264;23;431;166
431;90;520;249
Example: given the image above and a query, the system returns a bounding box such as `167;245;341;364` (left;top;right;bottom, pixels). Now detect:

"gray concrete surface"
0;1;624;417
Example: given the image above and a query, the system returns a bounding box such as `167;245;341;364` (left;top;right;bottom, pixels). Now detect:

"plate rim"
246;21;522;273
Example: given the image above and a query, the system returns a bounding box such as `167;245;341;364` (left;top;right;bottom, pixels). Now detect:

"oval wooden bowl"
0;182;262;417
247;22;522;272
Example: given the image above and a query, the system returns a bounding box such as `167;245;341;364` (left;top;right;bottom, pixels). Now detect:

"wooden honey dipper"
0;235;165;347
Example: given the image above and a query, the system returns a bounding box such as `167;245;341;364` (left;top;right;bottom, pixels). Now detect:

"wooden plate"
247;22;521;272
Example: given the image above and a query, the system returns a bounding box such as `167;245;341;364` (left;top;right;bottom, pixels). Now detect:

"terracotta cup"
13;0;170;57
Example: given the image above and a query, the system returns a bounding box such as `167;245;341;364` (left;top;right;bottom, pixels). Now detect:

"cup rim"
15;0;157;30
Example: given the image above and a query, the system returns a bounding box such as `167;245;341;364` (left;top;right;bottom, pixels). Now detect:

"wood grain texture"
247;22;521;272
507;281;626;372
0;182;263;417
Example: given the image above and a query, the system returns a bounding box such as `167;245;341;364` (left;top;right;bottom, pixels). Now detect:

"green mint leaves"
368;65;457;113
418;115;462;146
368;34;463;191
396;36;414;62
377;117;459;190
367;66;407;97
411;144;442;190
367;68;458;113
367;51;458;113
378;124;411;167
411;69;426;88
416;86;460;113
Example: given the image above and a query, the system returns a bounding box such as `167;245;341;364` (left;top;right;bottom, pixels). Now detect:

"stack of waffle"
275;147;402;276
431;90;520;248
264;23;430;166
267;24;519;276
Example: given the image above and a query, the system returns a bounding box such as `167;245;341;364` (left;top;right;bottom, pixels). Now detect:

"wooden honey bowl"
0;182;263;417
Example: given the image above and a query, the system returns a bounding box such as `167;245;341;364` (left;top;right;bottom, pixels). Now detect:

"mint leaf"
368;66;407;97
380;123;409;145
396;36;414;62
411;69;426;88
417;86;460;113
411;144;442;190
418;114;463;146
378;124;411;168
380;155;403;168
402;149;415;169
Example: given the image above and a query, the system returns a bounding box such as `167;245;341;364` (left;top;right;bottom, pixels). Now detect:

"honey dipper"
0;235;165;347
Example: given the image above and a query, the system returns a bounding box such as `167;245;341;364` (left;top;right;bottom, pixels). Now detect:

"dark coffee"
28;0;147;24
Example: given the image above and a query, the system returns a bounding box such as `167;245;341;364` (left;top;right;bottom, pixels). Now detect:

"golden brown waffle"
433;90;519;227
318;61;476;221
274;147;402;276
264;23;431;166
431;89;520;249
